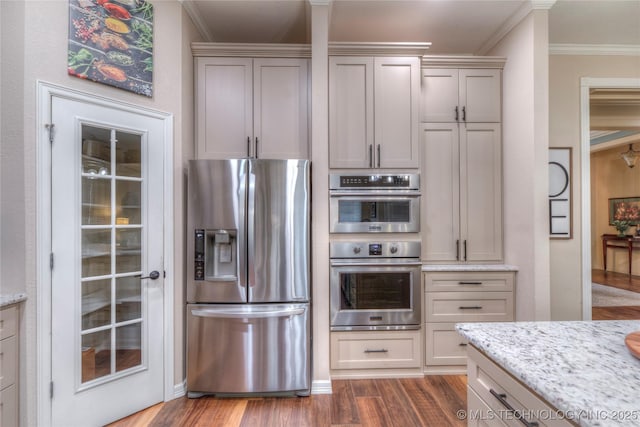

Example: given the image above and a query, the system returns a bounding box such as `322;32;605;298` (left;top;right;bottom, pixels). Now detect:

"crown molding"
476;1;533;55
191;42;312;58
180;0;213;42
530;0;557;10
550;43;640;56
328;42;431;56
421;55;506;69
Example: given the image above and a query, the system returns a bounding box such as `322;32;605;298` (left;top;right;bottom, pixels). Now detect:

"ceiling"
183;0;640;54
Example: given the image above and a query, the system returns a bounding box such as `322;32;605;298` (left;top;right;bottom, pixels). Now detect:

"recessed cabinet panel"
421;123;459;261
420;68;459;122
197;58;253;159
461;124;502;262
329;57;373;168
459;69;501;123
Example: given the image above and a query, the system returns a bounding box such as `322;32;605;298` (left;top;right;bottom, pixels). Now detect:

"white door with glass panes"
50;95;165;427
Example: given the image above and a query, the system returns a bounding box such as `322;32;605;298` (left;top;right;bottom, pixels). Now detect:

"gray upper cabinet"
329;56;420;169
420;68;501;123
195;57;309;160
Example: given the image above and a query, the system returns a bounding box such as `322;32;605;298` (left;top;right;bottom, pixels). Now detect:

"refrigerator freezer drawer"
186;303;310;395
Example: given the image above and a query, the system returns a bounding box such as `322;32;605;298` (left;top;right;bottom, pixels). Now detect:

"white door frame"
579;77;640;320
36;81;174;425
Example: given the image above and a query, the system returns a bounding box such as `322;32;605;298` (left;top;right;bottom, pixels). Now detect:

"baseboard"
311;379;332;394
173;380;186;399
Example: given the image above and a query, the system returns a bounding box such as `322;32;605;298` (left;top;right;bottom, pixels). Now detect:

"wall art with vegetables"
68;0;153;97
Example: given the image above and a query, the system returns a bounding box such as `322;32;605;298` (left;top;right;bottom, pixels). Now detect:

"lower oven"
330;240;421;331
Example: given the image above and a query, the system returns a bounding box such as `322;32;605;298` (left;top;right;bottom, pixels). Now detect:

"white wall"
549;54;640;320
0;1;199;423
488;10;551;321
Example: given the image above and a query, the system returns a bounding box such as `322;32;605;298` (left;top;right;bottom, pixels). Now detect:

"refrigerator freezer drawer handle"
191;307;305;319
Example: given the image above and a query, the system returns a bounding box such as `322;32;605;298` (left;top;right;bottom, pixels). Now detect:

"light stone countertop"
421;264;519;272
0;293;27;308
457;320;640;427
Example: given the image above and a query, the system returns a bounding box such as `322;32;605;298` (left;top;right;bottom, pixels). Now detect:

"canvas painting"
68;0;153;97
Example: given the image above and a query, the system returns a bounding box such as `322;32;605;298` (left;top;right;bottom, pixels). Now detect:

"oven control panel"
330;241;421;259
329;173;420;191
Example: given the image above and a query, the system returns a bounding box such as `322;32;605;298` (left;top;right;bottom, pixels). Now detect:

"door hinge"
45;123;55;144
163;270;166;278
50;381;54;399
50;253;54;270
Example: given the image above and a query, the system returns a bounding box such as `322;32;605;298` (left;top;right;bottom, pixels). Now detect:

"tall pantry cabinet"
420;63;503;262
194;46;309;160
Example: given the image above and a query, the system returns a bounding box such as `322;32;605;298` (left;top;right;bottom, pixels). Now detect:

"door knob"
139;270;160;280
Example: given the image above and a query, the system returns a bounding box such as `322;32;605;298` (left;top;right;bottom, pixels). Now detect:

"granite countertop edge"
456;320;640;427
0;293;28;308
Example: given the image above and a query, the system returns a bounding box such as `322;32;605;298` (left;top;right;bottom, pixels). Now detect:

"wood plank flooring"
592;268;640;320
108;376;467;427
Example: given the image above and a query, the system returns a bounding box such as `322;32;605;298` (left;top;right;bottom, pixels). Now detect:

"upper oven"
329;173;420;233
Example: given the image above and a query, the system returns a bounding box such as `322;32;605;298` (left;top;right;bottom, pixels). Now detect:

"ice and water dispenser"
193;229;237;281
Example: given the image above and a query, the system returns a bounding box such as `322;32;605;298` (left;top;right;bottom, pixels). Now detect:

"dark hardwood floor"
108;376;467;427
592;268;640;320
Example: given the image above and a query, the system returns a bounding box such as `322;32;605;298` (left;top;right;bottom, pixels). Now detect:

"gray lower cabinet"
424;270;515;372
0;304;19;427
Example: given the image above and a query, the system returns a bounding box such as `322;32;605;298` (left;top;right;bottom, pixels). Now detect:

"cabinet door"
253;58;309;159
374;57;420;168
460;123;502;262
459;69;501;123
196;57;253;159
420;68;459;122
421;123;460;262
329;56;374;168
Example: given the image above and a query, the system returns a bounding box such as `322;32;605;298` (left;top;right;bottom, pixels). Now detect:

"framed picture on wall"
608;197;640;225
549;147;572;239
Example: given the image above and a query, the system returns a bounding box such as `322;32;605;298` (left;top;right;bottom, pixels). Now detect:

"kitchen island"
457;320;640;427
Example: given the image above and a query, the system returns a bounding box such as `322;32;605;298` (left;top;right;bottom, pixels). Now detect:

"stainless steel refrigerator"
186;159;311;397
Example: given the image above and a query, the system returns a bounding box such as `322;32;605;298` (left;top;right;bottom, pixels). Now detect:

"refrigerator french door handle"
190;307;305;319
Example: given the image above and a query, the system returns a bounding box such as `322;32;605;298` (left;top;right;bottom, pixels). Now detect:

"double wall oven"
329;173;421;331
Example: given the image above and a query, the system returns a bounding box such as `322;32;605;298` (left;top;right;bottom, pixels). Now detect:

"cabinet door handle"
462;106;466;121
456;240;460;261
255;137;259;159
364;349;389;354
247;136;251;157
455;106;459;121
459;306;483;310
377;144;381;168
458;281;482;285
369;144;373;168
464;240;467;261
458;343;468;347
489;389;539;427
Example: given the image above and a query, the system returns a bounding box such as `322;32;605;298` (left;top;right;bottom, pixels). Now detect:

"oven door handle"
329;192;420;198
330;260;423;267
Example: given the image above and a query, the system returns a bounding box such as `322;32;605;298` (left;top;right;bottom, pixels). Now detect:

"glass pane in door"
80;124;144;386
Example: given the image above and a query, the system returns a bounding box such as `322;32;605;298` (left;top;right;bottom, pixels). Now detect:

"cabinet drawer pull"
458;281;482;285
364;349;389;354
459;306;483;310
489;389;539;427
455;106;459;121
462;106;466;121
369;144;373;168
458;343;467;347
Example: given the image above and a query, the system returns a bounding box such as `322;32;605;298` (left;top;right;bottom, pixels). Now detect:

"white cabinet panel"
425;323;468;366
196;57;309;160
329;56;419;169
331;330;421;370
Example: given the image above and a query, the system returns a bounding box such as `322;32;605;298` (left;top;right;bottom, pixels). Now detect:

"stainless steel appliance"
330;240;421;331
186;159;310;397
329;173;420;233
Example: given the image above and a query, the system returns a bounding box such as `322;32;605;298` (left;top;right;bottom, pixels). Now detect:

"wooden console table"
602;234;640;276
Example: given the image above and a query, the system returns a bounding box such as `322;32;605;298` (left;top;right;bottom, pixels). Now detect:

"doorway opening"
580;79;640;320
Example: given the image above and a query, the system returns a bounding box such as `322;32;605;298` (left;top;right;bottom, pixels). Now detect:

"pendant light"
621;144;640;168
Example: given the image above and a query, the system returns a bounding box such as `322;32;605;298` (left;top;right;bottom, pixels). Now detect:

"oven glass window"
340;272;411;310
338;200;410;223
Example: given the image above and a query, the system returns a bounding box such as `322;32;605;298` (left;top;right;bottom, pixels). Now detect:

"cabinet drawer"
331;330;421;370
1;335;17;390
468;386;508;427
424;272;514;292
468;346;571;427
0;383;18;427
0;306;17;340
426;292;513;322
425;323;468;366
